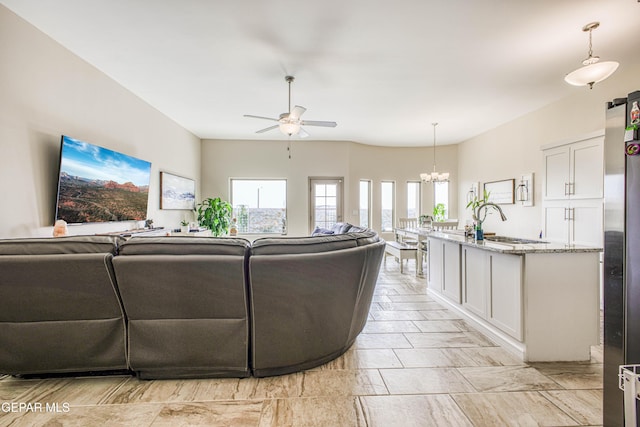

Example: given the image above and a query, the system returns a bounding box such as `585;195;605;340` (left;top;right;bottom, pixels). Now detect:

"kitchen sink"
484;236;549;244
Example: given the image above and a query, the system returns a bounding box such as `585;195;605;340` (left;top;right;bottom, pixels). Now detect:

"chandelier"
564;22;619;89
420;122;449;183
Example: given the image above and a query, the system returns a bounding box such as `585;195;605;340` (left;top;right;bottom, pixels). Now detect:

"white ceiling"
2;0;639;146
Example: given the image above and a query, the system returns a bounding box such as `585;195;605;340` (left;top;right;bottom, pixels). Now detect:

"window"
381;181;395;232
434;181;449;219
230;179;287;234
407;181;420;218
359;180;371;228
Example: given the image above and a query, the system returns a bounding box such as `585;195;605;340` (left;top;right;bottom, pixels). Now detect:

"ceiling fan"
244;76;337;138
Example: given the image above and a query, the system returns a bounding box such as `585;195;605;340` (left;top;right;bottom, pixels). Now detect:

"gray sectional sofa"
0;227;384;379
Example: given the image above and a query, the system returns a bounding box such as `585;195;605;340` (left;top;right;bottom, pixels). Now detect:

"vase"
475;224;484;241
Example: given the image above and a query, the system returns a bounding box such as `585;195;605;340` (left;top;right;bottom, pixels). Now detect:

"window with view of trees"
434;181;449;219
230;179;287;234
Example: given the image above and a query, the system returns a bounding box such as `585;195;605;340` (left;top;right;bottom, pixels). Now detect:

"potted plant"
432;203;446;222
419;214;432;228
180;220;189;233
466;190;491;239
196;197;232;237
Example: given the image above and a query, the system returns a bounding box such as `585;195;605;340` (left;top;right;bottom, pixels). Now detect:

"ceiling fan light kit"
564;21;619;89
244;76;337;138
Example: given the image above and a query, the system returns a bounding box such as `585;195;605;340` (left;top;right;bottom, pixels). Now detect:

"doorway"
309;177;344;233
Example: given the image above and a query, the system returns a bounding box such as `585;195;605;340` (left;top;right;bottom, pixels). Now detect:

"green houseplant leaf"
197;197;232;237
466;189;491;222
432;203;446;222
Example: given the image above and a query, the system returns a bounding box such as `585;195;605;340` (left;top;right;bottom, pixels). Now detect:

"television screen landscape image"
55;135;152;224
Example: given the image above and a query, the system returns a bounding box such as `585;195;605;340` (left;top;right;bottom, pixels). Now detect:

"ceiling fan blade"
300;120;337;128
298;127;310;138
256;125;279;134
244;114;278;122
289;105;307;120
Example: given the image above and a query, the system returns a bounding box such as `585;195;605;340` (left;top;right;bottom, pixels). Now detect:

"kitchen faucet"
474;202;507;224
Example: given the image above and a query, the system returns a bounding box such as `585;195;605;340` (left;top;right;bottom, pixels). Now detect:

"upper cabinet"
542;134;604;247
543;136;604;201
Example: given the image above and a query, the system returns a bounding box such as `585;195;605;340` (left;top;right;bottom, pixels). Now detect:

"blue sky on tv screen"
60;136;151;186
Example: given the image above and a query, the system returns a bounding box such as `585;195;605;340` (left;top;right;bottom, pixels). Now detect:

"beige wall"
0;6;201;238
457;65;640;238
201;139;458;239
6;1;636;241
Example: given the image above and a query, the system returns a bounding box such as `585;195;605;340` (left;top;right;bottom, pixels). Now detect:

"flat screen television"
55;135;152;224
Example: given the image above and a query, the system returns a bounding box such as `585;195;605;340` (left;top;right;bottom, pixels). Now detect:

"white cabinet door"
428;238;443;293
543;202;570;244
570;137;604;199
543;136;603;201
543;200;603;246
571;199;604;247
489;253;523;341
442;240;461;304
543;146;570;200
462;246;488;318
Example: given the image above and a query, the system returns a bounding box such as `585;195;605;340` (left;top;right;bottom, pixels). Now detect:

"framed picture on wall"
160;172;196;210
484;179;515;205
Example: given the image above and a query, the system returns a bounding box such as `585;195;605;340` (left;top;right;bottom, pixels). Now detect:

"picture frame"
483;179;515;205
160;172;196;210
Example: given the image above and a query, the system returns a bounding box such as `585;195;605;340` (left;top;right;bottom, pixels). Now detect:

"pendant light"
564;22;619;89
420;123;449;182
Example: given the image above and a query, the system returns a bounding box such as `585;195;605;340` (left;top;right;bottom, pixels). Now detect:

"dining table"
393;227;432;277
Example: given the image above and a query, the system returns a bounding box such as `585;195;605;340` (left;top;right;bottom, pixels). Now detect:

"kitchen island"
426;231;602;362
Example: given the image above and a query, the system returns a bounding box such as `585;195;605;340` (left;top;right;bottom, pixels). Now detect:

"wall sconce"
516;173;534;207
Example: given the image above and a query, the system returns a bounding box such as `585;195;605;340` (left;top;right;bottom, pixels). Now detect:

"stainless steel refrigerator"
604;90;640;426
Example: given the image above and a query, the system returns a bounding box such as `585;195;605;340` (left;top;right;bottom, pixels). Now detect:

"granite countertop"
427;231;602;254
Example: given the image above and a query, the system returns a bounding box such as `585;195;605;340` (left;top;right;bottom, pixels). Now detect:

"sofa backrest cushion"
118;236;250;256
251;234;357;255
0;235;123;255
349;230;381;246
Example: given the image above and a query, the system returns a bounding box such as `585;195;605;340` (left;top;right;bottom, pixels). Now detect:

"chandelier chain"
432;122;438;171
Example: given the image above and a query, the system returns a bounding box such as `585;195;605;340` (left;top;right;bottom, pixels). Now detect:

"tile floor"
0;259;603;426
